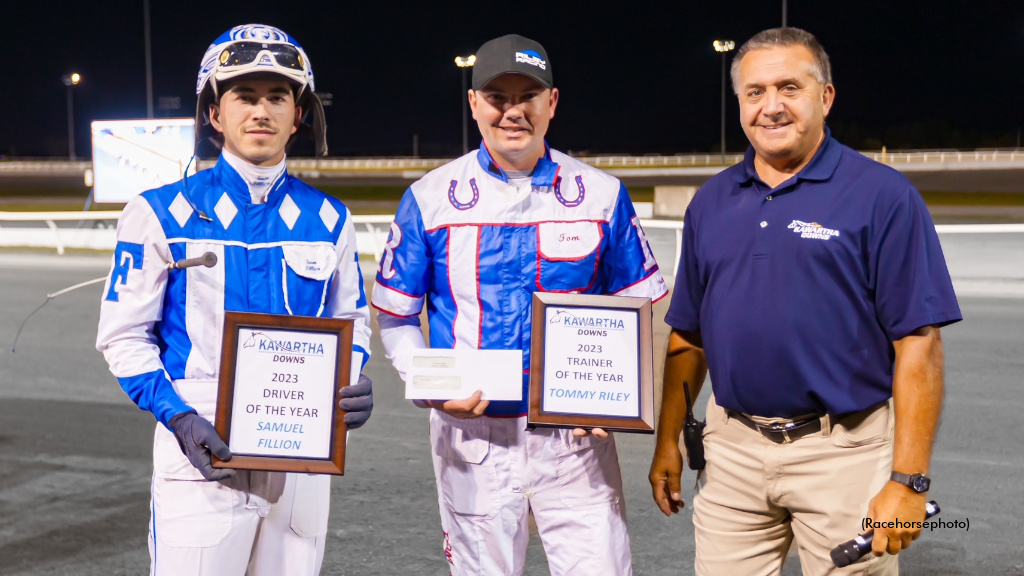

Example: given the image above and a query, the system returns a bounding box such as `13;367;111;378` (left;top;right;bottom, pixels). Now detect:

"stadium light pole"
713;40;735;164
144;0;154;118
63;73;82;160
455;54;476;155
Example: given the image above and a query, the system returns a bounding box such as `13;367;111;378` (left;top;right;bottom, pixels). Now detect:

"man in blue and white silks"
97;24;372;575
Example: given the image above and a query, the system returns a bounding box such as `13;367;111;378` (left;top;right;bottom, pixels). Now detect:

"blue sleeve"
96;195;192;428
600;184;667;299
117;369;193;427
872;187;962;340
664;204;704;332
371;189;431;317
354;344;370;371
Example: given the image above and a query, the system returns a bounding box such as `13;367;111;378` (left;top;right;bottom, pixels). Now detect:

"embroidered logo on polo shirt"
788;220;840;240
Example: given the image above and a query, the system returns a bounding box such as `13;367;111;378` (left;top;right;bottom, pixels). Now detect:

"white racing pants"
429;411;633;576
149;379;331;576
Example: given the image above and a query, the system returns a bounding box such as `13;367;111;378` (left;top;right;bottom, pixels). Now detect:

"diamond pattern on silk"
279;194;301;230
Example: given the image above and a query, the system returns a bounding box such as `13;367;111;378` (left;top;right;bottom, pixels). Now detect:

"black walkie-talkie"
683;382;706;470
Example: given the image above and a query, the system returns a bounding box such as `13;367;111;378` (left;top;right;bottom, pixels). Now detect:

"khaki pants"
694;396;898;576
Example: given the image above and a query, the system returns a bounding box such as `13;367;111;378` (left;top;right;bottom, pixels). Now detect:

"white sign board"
229;327;342;459
90;118;195;203
541;306;641;417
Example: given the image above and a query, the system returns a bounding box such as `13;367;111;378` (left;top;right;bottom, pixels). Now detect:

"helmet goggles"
218;41;305;72
196;24;327;156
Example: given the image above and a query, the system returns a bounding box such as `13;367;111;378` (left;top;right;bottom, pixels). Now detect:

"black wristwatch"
890;471;931;493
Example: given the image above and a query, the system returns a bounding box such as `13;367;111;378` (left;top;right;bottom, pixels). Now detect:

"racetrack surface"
0;230;1021;575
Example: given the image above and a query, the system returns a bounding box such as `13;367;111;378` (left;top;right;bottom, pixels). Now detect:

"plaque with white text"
213;311;354;475
528;293;654;433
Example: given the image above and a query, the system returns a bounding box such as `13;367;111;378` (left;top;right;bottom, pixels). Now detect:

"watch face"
912;475;931;492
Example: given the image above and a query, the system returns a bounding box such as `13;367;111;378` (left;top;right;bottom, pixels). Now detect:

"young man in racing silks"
97;24;373;575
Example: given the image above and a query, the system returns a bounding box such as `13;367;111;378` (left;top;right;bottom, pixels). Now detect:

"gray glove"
340;374;373;430
168;411;234;481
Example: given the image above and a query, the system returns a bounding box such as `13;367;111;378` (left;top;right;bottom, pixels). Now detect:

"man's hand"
340;374;374;430
866;480;928;556
168;411;234;481
866;324;943;555
649;441;686;516
423;390;489;418
649;328;706;518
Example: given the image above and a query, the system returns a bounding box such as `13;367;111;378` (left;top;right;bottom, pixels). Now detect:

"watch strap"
890;471;930;492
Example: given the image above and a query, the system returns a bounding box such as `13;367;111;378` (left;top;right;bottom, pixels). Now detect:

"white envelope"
402;348;524;401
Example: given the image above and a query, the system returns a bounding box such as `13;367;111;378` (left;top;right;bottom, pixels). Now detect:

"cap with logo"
471;34;553;91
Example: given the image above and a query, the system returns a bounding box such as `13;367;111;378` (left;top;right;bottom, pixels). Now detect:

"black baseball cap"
471;34;553;91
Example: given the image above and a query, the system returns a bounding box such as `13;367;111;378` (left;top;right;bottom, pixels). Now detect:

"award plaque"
212;311;354;475
528;292;655;433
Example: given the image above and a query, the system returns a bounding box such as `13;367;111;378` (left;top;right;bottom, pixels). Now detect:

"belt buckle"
760;419;805;444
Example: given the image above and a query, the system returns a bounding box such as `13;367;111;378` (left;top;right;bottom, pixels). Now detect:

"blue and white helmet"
195;24;327;156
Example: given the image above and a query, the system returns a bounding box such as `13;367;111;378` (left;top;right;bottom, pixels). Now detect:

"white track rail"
2;211;1022;276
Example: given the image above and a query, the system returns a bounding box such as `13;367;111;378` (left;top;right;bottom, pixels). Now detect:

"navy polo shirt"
665;132;962;418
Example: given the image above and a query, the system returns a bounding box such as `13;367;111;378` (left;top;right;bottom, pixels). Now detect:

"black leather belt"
728;411;823;444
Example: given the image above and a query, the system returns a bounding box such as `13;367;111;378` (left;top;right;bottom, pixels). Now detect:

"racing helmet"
195;24;327;157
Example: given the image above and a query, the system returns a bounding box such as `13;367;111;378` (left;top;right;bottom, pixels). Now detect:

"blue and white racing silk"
96;155;371;426
372;145;667;416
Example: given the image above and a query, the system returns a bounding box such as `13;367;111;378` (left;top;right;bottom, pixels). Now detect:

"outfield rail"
2;211;1022;275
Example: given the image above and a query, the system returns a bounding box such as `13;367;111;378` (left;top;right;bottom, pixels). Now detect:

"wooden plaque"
528;292;655;433
213;311;353;475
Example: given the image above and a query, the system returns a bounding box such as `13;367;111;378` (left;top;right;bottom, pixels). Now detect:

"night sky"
5;1;1023;158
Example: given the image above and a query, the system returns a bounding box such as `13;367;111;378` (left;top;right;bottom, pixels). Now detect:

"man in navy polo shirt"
649;27;961;575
